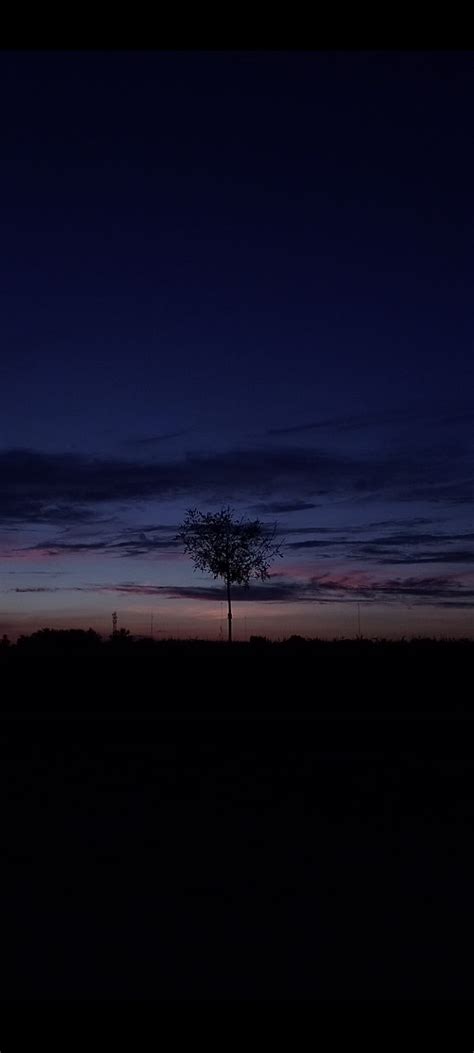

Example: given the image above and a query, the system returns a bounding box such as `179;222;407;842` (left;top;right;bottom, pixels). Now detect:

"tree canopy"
177;506;283;585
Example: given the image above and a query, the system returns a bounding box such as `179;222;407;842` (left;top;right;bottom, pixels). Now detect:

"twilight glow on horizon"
1;52;473;640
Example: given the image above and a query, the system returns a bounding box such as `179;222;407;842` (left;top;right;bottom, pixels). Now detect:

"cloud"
287;529;474;567
362;532;454;545
0;498;100;526
136;571;474;608
251;501;320;514
283;526;341;534
31;571;470;610
25;534;181;558
267;417;361;436
0;445;356;526
363;517;439;530
12;586;65;593
306;572;474;605
393;475;474;506
124;429;192;446
120;523;179;533
266;411;406;437
29;541;112;554
106;583;300;602
9;567;474;611
376;549;474;565
267;407;474;438
109;538;181;557
15;501;474;578
287;538;351;549
264;411;415;436
10;579;299;603
1;437;472;537
437;601;474;609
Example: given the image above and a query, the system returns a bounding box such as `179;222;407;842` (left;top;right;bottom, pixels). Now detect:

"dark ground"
2;641;473;1003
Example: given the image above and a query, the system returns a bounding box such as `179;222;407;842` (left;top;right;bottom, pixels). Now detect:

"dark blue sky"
1;51;473;639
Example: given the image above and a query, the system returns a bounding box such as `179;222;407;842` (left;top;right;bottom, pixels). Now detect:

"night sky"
1;50;473;640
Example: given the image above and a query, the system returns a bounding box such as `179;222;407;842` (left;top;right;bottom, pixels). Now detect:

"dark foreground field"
2;640;474;1003
1;636;473;716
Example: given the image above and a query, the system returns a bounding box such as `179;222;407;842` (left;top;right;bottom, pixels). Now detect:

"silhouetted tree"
109;627;133;649
285;634;307;648
249;635;269;649
177;506;283;643
0;633;11;653
15;628;102;654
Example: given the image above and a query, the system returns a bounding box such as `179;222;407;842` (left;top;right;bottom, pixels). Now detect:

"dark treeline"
1;627;472;715
1;626;473;655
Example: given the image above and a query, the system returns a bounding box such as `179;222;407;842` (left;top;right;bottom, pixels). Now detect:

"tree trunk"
226;574;232;644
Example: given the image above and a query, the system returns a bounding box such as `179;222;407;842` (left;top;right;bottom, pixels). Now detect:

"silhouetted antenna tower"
357;603;361;637
150;613;154;639
112;611;117;635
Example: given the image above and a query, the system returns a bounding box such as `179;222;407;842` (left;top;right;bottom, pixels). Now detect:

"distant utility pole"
150;613;154;639
112;611;117;635
357;603;361;637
